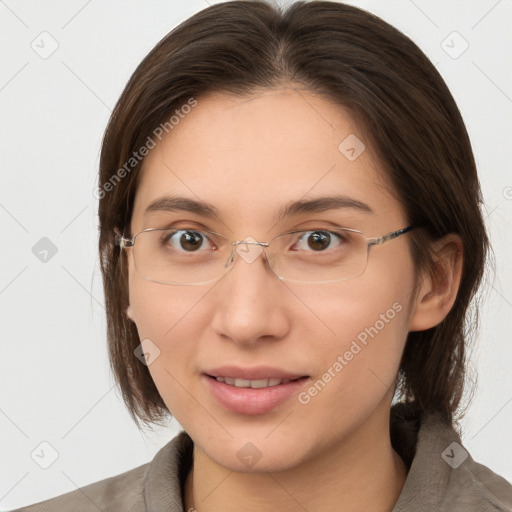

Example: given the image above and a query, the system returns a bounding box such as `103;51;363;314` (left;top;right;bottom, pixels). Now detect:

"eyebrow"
144;194;374;222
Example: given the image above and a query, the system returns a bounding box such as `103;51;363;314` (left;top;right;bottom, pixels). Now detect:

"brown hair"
98;0;489;434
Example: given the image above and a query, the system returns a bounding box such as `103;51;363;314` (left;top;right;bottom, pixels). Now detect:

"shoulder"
11;462;150;512
11;431;193;512
452;453;512;511
392;409;512;511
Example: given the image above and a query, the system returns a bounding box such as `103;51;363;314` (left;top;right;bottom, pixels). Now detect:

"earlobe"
126;305;135;322
409;234;463;332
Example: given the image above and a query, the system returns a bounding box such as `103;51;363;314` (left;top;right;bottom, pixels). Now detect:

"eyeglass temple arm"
114;229;134;249
367;225;416;247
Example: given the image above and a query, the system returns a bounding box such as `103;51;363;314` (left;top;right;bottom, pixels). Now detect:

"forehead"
131;88;403;232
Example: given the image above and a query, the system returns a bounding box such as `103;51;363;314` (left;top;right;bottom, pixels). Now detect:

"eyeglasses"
115;225;417;285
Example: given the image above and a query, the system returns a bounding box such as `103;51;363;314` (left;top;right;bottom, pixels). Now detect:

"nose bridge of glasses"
226;239;270;268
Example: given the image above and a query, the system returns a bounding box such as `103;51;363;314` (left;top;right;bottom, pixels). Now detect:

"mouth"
202;368;310;415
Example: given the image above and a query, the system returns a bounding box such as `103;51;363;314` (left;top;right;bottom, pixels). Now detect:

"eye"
162;229;215;252
293;230;347;252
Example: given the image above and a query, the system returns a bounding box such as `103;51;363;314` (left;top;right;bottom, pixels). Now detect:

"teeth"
234;378;251;388
215;376;293;388
246;379;268;388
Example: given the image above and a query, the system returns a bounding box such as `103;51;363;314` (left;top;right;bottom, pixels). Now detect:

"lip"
202;367;310;415
204;365;307;381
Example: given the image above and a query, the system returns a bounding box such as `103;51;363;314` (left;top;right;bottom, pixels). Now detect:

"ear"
409;233;463;332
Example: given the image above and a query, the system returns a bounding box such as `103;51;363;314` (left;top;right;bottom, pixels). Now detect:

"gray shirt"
12;410;512;511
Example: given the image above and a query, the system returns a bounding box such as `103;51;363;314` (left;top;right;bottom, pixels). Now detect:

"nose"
210;240;290;346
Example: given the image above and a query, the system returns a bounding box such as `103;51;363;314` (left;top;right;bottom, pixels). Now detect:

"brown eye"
307;231;331;251
162;230;211;252
295;230;344;252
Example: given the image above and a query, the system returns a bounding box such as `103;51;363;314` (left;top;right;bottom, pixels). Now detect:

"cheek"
127;247;206;340
128;277;205;364
127;271;211;417
299;252;414;411
311;287;408;383
290;312;406;450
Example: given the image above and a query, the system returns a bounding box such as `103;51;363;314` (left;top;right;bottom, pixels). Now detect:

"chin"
196;432;315;474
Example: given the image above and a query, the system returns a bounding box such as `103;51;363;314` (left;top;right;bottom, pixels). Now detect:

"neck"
184;411;408;512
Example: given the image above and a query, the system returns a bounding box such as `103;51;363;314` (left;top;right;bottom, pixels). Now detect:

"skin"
126;87;463;512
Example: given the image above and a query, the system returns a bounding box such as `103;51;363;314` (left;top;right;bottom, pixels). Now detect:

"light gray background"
1;0;511;509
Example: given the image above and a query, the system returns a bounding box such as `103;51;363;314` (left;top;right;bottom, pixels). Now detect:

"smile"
212;376;299;388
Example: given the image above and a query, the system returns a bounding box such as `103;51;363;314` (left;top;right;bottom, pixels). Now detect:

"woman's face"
127;87;419;472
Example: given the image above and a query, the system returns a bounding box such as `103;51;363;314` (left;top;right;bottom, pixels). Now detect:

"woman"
15;1;512;510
